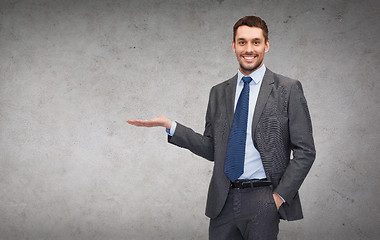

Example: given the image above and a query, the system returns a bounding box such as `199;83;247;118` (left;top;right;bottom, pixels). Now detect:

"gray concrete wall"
1;0;379;239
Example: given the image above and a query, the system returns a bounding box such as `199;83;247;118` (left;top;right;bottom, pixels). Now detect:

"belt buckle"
240;181;249;189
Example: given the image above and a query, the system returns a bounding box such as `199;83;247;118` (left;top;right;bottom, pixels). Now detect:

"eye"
238;41;246;45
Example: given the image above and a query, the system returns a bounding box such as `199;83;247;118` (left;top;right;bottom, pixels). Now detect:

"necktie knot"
242;76;253;84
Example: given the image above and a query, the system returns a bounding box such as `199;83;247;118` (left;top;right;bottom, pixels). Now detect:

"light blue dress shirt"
235;65;267;180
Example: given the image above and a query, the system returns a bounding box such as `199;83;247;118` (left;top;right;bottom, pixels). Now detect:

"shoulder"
267;69;299;86
212;74;237;88
208;74;237;94
266;69;304;92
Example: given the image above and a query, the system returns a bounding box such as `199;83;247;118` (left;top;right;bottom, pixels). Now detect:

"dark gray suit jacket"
168;69;316;221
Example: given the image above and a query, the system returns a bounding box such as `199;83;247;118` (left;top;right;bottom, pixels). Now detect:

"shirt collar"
237;64;266;85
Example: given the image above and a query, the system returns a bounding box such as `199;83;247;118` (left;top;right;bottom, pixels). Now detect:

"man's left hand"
272;193;284;211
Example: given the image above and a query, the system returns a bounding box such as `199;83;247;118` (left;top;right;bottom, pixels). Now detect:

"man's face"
232;26;269;75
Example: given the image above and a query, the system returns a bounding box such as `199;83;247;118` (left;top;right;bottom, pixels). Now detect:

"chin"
244;61;263;72
241;65;259;73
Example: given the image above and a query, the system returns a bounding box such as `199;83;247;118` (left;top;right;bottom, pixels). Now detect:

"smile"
243;55;257;61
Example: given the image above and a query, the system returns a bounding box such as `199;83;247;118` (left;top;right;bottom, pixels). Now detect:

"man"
127;16;316;240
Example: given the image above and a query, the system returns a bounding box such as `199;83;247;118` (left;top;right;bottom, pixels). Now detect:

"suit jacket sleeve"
167;87;216;161
274;80;316;204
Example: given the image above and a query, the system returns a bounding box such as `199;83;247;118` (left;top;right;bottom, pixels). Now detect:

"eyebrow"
236;38;262;41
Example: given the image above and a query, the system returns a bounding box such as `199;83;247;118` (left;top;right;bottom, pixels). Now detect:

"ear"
232;40;236;53
265;40;270;53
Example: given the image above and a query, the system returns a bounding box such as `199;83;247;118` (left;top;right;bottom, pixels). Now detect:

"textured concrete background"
1;0;379;239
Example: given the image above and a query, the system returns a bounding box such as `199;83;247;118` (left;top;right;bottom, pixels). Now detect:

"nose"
245;42;254;53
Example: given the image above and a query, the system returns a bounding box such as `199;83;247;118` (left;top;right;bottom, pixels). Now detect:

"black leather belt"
230;178;272;189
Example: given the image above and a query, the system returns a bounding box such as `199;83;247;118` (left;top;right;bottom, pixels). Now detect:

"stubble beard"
239;58;263;75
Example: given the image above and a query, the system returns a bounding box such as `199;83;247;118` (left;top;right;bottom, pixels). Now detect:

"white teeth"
244;56;255;59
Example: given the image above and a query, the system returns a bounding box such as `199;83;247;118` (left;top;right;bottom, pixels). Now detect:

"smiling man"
127;16;316;240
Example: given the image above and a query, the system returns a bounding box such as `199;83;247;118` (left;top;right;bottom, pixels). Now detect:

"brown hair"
233;16;269;42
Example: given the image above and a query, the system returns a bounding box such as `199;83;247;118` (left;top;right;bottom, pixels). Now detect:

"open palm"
126;115;171;129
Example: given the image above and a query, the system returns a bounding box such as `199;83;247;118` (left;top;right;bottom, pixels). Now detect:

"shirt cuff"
166;121;177;136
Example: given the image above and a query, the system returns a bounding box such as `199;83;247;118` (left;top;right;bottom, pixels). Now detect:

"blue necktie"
224;76;253;182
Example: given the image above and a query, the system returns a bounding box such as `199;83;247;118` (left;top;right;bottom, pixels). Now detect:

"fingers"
126;120;151;127
126;115;170;128
126;119;162;127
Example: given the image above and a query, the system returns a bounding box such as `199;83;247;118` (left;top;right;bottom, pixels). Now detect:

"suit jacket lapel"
252;69;275;135
225;74;238;129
